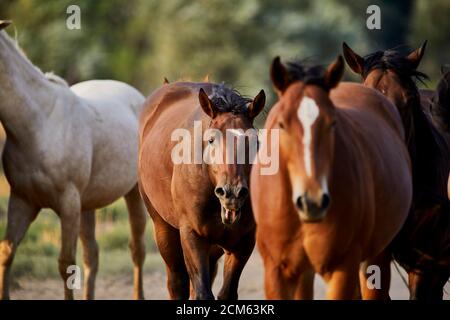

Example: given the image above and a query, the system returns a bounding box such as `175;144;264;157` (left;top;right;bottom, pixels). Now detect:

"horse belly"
363;138;412;258
81;118;139;210
138;129;178;227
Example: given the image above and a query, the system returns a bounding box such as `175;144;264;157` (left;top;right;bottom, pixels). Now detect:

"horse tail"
431;70;450;133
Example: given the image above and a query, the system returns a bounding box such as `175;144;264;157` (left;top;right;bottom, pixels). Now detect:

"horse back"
331;82;405;141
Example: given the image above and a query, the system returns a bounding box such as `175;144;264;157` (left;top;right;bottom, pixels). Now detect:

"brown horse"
138;81;265;299
251;56;412;300
343;42;450;300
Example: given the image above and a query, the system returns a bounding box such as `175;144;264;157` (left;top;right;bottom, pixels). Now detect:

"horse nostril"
295;195;305;210
321;194;330;210
215;187;225;198
237;186;249;199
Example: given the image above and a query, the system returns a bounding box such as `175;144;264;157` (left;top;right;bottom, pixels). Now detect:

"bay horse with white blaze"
343;42;450;300
138;81;265;299
0;21;147;300
251;56;412;299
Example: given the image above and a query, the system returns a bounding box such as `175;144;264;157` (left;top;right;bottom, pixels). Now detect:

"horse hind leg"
124;184;147;300
152;212;189;299
79;210;99;300
0;194;39;300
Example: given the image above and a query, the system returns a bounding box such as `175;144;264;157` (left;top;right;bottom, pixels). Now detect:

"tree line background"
1;0;449;104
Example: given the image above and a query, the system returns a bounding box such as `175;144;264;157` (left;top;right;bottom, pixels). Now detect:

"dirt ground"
10;252;450;300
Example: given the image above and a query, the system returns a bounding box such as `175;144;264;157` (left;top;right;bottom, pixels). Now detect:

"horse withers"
343;42;450;300
251;56;412;299
138;81;265;299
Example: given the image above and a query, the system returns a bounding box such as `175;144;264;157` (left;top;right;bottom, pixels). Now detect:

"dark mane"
209;83;252;114
362;47;429;88
430;70;450;132
284;60;328;89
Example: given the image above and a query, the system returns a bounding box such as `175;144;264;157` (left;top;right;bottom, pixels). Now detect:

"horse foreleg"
217;231;255;300
209;245;224;286
79;210;99;300
294;268;315;299
180;227;214;300
58;188;81;300
124;184;147;300
324;248;361;300
359;250;391;300
0;194;38;300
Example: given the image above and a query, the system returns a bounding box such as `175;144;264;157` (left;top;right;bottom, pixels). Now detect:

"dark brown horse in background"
429;67;450;238
343;42;450;300
429;68;450;134
252;56;412;299
138;81;265;299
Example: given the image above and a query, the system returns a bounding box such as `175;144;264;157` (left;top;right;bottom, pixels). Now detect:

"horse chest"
4;163;59;207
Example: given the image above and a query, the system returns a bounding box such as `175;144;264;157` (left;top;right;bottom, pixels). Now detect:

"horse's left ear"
270;56;290;96
407;41;427;69
0;20;12;30
324;55;345;90
198;88;217;119
248;90;266;120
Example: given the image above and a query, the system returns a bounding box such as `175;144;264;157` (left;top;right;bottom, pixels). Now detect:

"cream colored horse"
0;21;147;300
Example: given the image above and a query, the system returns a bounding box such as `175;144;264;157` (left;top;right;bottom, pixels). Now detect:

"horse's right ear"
199;88;217;119
342;42;364;75
324;55;345;90
0;20;12;31
270;56;290;96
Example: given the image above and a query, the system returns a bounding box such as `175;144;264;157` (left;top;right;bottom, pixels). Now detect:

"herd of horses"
0;20;449;300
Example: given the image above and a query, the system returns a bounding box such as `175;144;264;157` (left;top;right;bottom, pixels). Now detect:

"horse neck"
0;32;59;141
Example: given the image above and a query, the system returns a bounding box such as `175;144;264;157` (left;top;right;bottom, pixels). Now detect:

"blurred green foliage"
1;0;448;111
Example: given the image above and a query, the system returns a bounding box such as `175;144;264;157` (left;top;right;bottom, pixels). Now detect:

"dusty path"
10;252;450;300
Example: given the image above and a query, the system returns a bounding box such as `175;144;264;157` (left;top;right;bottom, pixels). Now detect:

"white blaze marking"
228;129;245;137
321;176;329;194
297;97;319;177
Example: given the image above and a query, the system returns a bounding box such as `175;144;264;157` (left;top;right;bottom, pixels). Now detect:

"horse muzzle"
214;184;248;226
295;192;330;223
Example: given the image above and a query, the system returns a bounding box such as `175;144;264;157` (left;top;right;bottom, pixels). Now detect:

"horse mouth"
221;207;241;225
297;209;327;223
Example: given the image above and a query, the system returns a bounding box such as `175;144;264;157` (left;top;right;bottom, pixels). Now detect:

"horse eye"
208;137;215;144
278;121;285;129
